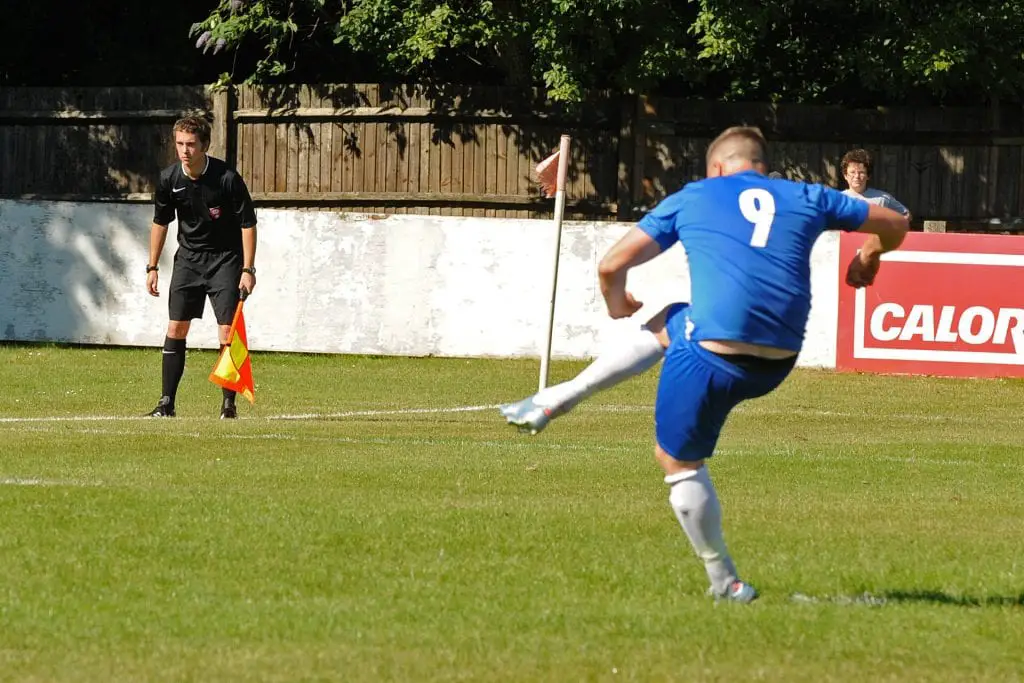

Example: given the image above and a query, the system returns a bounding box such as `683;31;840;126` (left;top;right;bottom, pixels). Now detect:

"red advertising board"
837;231;1024;378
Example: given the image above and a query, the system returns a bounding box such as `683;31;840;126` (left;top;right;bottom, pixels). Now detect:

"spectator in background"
841;148;912;220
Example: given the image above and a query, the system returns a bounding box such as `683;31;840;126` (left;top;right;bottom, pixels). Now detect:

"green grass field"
1;343;1022;682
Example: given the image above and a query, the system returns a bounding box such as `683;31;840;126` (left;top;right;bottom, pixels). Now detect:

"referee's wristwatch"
242;267;256;275
146;264;159;273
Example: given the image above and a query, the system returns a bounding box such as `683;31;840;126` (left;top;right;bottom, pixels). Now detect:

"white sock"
666;467;738;595
533;327;664;413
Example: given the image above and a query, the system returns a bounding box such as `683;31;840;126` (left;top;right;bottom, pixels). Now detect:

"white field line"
0;414;154;423
0;402;1015;425
0;403;503;424
268;403;505;421
0;477;100;488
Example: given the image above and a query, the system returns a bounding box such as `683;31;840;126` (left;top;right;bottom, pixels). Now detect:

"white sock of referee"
532;327;665;413
666;467;739;595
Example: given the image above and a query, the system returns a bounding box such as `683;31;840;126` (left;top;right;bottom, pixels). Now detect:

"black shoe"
146;397;175;417
220;401;237;419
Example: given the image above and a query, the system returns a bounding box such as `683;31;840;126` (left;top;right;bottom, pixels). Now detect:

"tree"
689;0;1024;105
189;0;1024;105
190;0;695;101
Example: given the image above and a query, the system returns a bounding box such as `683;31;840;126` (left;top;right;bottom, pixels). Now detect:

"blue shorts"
655;304;796;462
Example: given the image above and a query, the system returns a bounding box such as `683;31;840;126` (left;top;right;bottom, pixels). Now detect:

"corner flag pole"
538;134;571;391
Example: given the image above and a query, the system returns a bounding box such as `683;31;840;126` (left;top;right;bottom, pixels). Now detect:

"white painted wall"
0;200;839;366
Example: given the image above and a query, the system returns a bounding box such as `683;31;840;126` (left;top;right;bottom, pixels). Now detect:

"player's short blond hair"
173;115;212;147
706;126;768;167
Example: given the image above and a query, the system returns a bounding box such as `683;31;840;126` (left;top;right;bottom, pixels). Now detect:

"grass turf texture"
1;343;1022;682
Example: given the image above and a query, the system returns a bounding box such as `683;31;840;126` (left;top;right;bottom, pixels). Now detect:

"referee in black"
145;115;258;419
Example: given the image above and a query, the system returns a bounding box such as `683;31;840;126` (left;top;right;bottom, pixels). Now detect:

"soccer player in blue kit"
501;126;909;602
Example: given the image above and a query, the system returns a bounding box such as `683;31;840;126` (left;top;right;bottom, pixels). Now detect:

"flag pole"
538;134;571;391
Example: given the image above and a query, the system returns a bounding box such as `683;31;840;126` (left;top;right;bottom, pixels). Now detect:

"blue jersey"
638;170;869;351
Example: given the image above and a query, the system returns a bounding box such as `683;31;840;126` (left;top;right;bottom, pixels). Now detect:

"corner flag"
535;149;561;199
536;134;571;391
209;293;255;404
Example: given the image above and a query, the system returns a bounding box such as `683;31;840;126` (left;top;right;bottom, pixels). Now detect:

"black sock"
161;337;187;405
220;349;237;405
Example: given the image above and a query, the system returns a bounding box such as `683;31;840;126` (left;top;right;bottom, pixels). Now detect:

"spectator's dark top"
153;156;257;253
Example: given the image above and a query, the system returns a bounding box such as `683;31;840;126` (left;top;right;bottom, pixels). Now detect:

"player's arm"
849;204;909;287
230;171;258;230
598;227;664;318
231;171;259;295
819;185;908;288
147;174;175;296
858;203;908;252
146;223;169;297
241;224;257;295
598;194;681;318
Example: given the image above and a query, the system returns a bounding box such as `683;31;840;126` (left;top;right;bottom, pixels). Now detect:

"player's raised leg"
499;303;679;434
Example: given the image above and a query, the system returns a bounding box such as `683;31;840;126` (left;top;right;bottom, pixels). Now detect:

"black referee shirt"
153;156;257;253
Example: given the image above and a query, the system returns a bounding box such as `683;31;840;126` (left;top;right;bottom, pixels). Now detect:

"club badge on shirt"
209;207;222;219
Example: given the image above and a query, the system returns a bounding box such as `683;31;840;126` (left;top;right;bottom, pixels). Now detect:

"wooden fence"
229;84;621;218
2;84;1023;226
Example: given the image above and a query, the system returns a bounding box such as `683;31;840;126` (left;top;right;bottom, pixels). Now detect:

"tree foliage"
5;0;1020;105
190;0;693;101
690;0;1024;104
189;0;1024;105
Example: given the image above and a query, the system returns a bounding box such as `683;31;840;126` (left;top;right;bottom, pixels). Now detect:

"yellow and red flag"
209;300;255;404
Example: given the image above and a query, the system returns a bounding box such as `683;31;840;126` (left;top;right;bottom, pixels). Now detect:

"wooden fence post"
986;97;1001;216
616;94;636;221
624;94;649;221
208;86;234;165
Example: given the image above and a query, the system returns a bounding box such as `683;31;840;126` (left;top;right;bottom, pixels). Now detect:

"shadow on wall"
0;87;210;344
0;200;155;345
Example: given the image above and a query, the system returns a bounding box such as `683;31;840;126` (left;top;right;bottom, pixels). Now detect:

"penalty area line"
0;403;507;424
0;403;1015;427
0;477;101;488
267;403;505;421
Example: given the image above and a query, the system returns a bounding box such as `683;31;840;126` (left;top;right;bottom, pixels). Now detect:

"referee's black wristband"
146;265;159;273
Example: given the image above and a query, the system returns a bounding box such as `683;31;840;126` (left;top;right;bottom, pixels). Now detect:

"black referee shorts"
168;248;243;325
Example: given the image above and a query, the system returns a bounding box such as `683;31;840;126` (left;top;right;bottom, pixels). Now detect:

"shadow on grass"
790;589;1024;608
880;590;1024;608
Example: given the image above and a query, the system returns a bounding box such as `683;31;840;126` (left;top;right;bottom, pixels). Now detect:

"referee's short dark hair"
173;115;212;147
